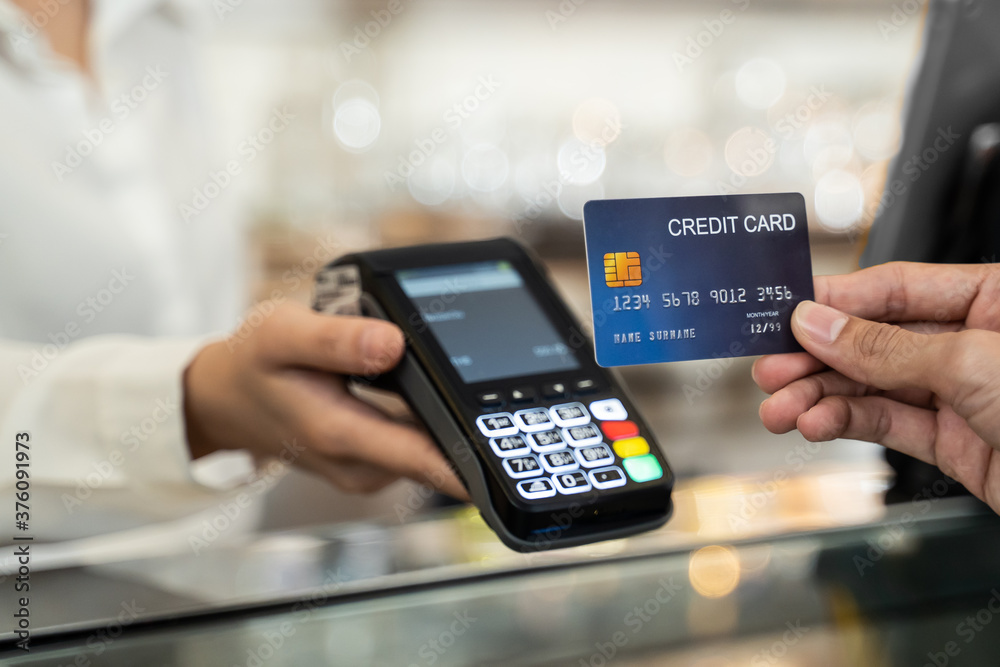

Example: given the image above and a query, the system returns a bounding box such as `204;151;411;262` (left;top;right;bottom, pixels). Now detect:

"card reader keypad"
475;398;663;500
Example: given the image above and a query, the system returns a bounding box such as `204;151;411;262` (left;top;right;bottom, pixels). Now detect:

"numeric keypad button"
514;407;554;433
517;478;556;499
489;435;530;458
540;450;580;474
549;402;590;428
553;471;592;494
563;424;603;447
527;429;567;453
589;398;628;421
476;413;518;437
503;455;543;479
590;466;626;489
575;444;614;468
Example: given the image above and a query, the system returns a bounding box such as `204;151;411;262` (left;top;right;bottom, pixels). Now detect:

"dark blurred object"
861;0;1000;503
862;0;1000;265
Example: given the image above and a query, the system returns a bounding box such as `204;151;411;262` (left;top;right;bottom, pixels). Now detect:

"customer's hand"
182;302;468;500
753;262;1000;511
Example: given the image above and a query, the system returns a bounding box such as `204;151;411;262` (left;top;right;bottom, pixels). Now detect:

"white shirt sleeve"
1;335;255;541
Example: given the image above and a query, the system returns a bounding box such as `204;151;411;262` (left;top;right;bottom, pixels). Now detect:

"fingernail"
361;324;403;365
794;301;848;345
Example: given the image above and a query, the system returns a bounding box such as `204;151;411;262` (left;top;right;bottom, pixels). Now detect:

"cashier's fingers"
252;302;405;377
308;394;469;500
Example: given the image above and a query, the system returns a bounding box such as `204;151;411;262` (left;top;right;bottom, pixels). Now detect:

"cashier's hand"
182;302;468;500
753;262;1000;512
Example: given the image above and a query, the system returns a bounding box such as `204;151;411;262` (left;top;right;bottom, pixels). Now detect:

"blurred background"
199;0;922;528
20;3;1000;665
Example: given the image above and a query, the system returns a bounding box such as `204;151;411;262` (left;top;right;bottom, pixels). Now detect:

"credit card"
582;193;814;367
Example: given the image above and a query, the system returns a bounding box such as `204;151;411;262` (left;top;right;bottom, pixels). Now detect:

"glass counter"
3;466;998;666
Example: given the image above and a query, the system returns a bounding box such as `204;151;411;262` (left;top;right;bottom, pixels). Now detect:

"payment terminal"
313;238;673;551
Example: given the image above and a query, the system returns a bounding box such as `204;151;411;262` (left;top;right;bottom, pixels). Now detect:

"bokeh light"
814;169;865;231
735;58;787;110
724;127;775;177
557;137;607;185
407;157;456;206
853;101;902;161
664;128;713;177
332;80;382;151
333;99;381;150
461;144;509;192
572;98;622;147
688;545;741;598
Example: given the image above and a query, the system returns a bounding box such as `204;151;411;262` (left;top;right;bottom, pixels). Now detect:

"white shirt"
0;0;252;540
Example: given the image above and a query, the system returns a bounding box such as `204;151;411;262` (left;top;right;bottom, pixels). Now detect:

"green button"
623;454;663;483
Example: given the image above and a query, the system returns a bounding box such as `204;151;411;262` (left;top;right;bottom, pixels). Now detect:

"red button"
600;420;639;440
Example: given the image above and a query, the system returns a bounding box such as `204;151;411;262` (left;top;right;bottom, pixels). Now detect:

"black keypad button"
514;407;553;433
542;382;569;399
576;444;614;468
476;413;518;437
477;391;504;407
528;429;566;453
553;470;592;494
573;378;599;394
517;477;556;499
503;455;543;479
550;403;590;427
509;386;537;403
564;423;602;447
590;466;626;489
541;450;579;473
489;435;530;458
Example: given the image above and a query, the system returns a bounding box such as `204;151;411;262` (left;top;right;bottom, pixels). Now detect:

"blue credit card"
582;193;814;367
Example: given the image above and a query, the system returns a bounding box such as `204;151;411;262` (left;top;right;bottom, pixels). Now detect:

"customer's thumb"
790;300;948;394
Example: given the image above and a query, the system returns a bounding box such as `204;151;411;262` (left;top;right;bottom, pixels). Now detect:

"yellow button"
613;437;649;458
